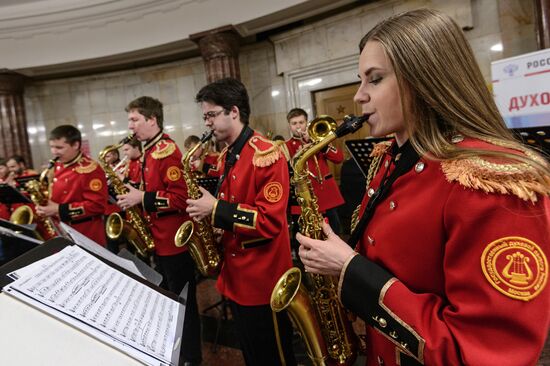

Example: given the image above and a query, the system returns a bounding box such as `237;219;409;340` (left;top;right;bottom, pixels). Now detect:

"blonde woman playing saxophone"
297;9;550;366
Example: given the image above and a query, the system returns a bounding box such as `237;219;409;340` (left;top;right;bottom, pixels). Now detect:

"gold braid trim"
371;140;392;157
75;160;98;174
151;141;176;159
250;136;281;167
441;138;550;203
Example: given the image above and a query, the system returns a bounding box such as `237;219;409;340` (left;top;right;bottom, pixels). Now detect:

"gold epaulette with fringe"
441;156;550;203
274;140;291;162
151;140;176;160
75;158;98;174
371;140;392;157
249;136;281;167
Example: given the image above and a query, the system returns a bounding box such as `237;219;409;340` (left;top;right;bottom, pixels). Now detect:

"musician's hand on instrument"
297;221;355;277
186;186;216;220
36;200;59;217
116;184;144;209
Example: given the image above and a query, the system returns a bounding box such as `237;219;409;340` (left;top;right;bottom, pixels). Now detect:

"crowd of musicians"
1;9;549;366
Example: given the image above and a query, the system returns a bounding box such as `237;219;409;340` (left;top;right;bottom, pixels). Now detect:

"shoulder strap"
348;141;420;247
214;125;254;196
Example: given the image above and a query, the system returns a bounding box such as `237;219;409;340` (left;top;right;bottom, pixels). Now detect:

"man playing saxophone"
35;125;108;245
188;78;296;366
115;96;202;366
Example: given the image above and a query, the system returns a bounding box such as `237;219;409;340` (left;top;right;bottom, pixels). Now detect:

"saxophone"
10;158;61;240
99;136;155;258
271;115;368;366
174;130;222;277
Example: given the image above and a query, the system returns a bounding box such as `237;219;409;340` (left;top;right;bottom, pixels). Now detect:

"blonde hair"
360;9;550;186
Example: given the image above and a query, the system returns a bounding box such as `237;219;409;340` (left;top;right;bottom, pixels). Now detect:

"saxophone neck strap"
215;125;254;196
348;140;420;247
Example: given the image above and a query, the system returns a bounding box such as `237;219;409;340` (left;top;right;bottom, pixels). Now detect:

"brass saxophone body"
174;130;222;277
99;136;155;258
271;115;368;366
10;158;60;240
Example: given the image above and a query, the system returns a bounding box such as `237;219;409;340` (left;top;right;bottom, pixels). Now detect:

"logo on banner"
503;64;518;77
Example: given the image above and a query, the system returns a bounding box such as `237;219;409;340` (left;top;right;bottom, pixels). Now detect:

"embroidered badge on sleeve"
89;178;103;191
264;182;283;203
481;236;548;301
166;166;182;181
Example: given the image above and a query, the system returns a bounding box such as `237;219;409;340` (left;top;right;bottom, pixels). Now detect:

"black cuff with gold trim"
58;203;70;222
342;255;423;362
143;191;157;212
341;255;392;319
213;200;256;231
143;191;169;212
213;200;238;231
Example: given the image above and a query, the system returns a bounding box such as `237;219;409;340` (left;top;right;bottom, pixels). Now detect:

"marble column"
190;26;241;83
534;0;550;49
0;70;33;167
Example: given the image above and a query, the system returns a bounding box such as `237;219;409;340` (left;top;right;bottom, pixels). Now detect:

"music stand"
0;184;31;205
198;177;219;196
0;219;43;266
512;126;550;158
345;137;393;178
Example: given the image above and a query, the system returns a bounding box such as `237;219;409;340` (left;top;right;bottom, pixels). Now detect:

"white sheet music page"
3;245;180;366
60;222;144;279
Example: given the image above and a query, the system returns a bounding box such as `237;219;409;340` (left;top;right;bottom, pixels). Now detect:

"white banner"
491;48;550;128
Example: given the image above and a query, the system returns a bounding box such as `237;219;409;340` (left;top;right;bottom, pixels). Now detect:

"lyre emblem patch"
481;237;548;301
264;182;283;203
89;178;103;191
166;166;181;182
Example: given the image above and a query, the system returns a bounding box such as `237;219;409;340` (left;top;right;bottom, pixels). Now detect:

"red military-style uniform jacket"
51;153;108;245
140;132;189;257
126;157;142;186
339;137;550;366
212;132;293;306
286;136;345;214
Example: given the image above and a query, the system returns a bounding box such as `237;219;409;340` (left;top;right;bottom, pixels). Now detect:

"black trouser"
155;251;202;364
228;299;296;366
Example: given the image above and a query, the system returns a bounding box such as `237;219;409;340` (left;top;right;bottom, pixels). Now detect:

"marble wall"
25;58;207;168
23;0;537;168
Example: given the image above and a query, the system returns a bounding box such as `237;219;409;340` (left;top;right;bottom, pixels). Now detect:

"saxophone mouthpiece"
201;130;214;143
47;157;60;169
335;114;369;138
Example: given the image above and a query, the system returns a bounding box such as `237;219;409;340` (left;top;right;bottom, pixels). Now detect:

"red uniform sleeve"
341;185;550;365
58;166;108;222
142;150;188;212
322;144;343;163
212;153;289;243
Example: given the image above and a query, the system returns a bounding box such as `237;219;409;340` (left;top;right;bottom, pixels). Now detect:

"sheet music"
60;222;145;279
3;246;181;366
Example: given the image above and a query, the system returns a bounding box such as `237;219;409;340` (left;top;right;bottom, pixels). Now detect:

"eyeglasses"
202;109;225;122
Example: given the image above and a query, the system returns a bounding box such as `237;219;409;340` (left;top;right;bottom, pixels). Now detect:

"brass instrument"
10;158;60;240
174;130;222;277
271;115;368;366
99;136;155;258
307;117;338;184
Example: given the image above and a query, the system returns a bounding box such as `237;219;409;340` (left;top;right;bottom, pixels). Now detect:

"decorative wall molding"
283;54;358;116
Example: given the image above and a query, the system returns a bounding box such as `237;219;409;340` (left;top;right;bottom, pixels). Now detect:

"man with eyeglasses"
115;96;202;366
187;78;296;366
